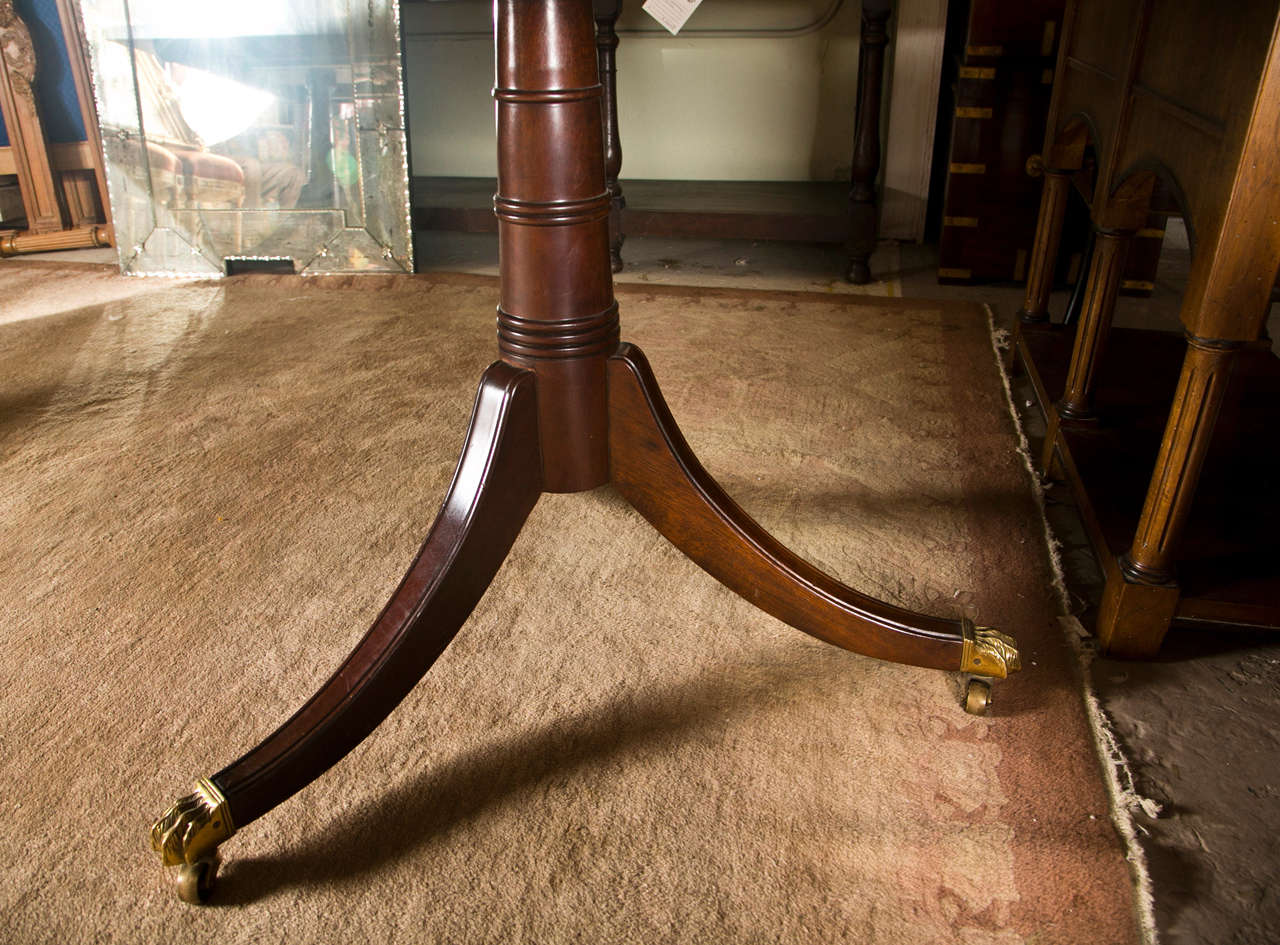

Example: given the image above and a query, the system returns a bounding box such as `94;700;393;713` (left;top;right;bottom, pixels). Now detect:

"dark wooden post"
846;0;890;285
495;0;619;492
593;0;625;273
1055;228;1130;420
1017;170;1071;323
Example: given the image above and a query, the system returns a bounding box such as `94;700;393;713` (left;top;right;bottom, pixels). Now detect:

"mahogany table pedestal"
149;0;1020;904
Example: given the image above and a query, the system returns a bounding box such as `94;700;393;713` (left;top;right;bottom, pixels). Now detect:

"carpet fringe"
984;308;1160;945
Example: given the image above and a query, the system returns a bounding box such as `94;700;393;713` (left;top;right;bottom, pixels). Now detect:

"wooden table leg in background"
1017;169;1072;326
148;0;1020;904
846;0;890;285
594;0;625;273
0;1;113;254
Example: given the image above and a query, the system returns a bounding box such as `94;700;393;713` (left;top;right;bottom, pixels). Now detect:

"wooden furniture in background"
935;0;1166;294
149;0;1019;903
844;0;890;283
1012;0;1280;657
412;0;893;284
935;0;1065;284
0;0;111;255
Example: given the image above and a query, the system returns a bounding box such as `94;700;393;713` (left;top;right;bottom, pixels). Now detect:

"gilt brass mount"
151;777;235;868
961;622;1022;678
150;777;235;902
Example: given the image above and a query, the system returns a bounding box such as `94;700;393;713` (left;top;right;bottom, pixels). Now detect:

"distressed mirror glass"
78;0;413;275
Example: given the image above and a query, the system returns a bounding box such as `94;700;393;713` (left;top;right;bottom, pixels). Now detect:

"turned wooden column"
495;0;619;493
1124;336;1241;585
0;224;109;256
846;0;890;285
1017;169;1071;324
1056;227;1131;420
594;0;625;273
1096;335;1243;656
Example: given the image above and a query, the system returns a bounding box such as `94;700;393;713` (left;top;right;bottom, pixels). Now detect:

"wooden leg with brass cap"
148;363;543;902
608;343;1021;688
150;777;233;904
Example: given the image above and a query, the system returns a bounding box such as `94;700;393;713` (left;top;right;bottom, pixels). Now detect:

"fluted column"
0;224;109;256
1095;335;1242;656
1123;336;1241;584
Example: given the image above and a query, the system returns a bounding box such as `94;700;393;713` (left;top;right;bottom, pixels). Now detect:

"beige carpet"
0;262;1137;944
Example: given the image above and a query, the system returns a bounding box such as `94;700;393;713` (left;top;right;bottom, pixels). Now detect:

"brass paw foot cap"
961;621;1021;678
151;777;235;868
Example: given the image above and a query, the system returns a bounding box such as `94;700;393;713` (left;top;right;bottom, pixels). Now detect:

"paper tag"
642;0;704;35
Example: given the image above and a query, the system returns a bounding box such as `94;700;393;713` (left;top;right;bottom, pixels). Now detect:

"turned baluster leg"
846;0;890;285
1095;336;1242;657
594;0;625;273
1017;170;1072;324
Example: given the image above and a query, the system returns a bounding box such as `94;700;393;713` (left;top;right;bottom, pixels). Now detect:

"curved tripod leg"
607;344;1020;678
151;361;542;901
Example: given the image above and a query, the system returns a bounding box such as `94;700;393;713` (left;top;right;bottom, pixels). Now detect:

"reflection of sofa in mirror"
173;148;244;210
122;46;247;212
143;142;179;206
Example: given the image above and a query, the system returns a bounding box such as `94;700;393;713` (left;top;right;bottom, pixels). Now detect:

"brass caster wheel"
964;679;992;716
175;857;218;904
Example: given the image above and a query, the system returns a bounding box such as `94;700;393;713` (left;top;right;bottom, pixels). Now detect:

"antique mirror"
77;0;412;275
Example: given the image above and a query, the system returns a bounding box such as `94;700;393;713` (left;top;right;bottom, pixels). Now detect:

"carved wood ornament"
0;0;111;253
0;0;66;233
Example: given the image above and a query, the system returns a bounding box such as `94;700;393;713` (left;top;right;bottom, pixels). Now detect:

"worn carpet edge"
983;308;1159;945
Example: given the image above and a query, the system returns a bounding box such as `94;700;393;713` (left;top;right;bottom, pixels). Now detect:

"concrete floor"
21;231;1280;943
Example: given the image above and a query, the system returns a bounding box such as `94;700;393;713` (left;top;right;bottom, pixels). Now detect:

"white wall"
401;0;945;239
880;0;948;241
